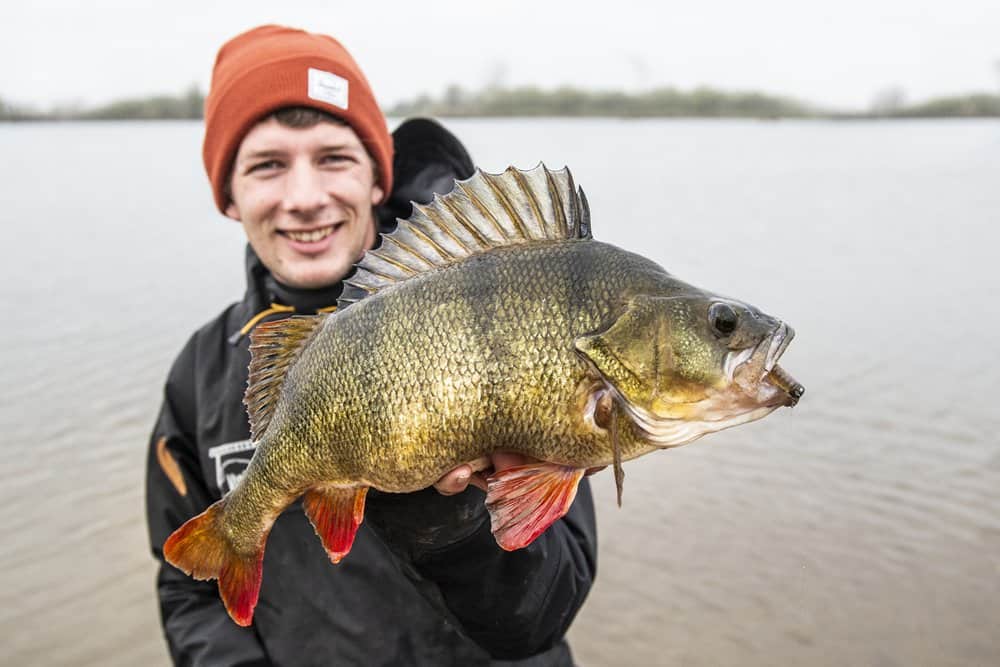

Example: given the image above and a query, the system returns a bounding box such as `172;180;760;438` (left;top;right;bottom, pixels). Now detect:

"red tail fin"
303;485;368;563
163;500;266;626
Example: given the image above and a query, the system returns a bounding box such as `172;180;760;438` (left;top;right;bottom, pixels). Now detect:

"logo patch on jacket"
208;440;257;493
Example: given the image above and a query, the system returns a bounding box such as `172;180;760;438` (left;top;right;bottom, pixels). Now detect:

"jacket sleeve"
364;480;597;660
145;339;271;667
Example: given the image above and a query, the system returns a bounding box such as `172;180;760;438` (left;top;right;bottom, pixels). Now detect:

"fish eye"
709;303;738;337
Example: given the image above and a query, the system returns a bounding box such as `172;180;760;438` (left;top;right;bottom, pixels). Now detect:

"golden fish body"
257;240;664;490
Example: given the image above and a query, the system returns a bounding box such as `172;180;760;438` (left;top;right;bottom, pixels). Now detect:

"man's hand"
433;454;517;495
434;455;607;495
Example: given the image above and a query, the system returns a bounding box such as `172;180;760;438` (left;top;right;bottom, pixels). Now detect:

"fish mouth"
728;322;803;408
764;323;793;374
607;322;803;449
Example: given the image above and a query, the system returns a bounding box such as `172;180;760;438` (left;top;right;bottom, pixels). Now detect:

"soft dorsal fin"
245;314;329;441
340;164;591;307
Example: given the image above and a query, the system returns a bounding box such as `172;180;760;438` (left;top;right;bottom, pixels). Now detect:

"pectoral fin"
303;485;368;563
485;463;585;550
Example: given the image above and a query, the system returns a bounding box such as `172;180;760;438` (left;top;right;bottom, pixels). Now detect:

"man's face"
225;118;384;289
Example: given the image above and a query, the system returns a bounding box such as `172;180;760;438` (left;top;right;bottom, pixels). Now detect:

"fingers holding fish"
433;453;547;495
434;456;491;495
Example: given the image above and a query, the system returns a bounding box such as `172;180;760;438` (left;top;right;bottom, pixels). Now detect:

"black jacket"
145;120;598;667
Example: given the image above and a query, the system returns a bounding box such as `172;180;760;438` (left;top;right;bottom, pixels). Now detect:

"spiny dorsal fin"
340;164;591;307
245;314;329;441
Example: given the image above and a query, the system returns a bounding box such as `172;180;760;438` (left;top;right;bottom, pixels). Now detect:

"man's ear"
224;200;242;222
370;184;384;206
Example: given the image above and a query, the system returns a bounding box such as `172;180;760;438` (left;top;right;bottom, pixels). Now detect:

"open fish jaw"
732;322;797;403
618;322;800;448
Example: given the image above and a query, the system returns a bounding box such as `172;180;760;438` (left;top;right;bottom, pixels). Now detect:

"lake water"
1;118;998;666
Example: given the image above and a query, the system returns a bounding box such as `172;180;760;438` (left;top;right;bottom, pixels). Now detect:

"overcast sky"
4;0;999;111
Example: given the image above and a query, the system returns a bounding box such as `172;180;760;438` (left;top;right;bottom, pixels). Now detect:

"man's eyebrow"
237;143;361;164
237;149;285;163
316;143;359;152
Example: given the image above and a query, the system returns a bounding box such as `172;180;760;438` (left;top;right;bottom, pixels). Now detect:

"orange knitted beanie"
202;25;393;213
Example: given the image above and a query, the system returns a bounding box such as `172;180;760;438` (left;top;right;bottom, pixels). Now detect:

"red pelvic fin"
486;463;585;551
163;500;266;627
303;485;368;563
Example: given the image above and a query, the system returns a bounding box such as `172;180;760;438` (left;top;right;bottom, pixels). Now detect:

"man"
145;25;597;666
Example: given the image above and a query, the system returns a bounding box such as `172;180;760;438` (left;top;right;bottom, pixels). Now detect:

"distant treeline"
838;93;1000;119
3;84;998;121
388;85;814;118
389;85;1000;118
1;85;204;121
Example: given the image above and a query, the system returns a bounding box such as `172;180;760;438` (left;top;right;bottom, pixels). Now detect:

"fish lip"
764;323;794;374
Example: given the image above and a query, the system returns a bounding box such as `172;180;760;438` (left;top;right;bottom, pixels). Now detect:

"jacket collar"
242;244;344;314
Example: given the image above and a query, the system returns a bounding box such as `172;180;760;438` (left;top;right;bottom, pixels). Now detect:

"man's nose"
281;162;330;215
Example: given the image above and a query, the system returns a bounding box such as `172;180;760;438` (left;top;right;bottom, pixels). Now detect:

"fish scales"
262;241;669;491
164;165;803;626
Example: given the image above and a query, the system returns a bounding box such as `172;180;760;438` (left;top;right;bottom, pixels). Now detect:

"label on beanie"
308;68;349;110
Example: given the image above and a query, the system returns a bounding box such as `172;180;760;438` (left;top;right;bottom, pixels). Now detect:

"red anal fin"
486;463;585;551
303;485;368;563
163;500;266;627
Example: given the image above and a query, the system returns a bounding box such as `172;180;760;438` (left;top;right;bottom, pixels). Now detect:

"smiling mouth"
281;223;340;243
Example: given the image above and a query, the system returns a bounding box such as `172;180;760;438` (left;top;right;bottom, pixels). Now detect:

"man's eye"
248;160;281;173
320;154;353;165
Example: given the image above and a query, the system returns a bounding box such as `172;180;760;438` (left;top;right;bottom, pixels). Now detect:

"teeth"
286;226;334;243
